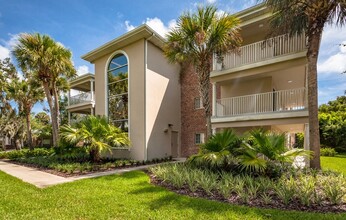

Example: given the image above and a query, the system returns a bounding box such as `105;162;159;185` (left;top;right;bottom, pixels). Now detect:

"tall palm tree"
7;77;44;150
164;5;242;138
12;33;76;147
264;0;346;169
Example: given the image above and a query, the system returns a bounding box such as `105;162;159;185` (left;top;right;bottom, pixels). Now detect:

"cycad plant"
188;129;241;171
60;115;130;162
239;129;311;174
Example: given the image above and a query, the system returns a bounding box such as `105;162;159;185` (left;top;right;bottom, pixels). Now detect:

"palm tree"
12;33;76;147
164;5;242;138
60;115;130;162
264;0;346;169
7;77;44;150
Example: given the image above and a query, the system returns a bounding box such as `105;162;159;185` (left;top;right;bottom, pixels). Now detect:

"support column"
68;112;71;124
91;107;94;115
90;79;94;102
67;90;70;106
212;82;217;116
303;123;310;167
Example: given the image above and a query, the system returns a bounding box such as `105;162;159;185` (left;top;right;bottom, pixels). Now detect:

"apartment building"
67;4;309;160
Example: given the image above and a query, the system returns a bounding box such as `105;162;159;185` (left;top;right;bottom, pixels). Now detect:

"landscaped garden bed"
0;148;172;177
149;163;346;213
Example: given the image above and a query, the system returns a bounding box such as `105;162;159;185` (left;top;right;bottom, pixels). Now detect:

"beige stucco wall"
93;39;146;160
221;76;272;98
146;41;181;160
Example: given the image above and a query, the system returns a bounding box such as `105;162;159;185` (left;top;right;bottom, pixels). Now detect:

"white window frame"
194;97;203;109
195;133;205;144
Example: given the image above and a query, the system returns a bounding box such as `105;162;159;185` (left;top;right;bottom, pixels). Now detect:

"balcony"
69;91;94;106
215;88;307;118
213;34;306;71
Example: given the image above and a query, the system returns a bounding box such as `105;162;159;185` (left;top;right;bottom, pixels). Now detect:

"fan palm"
60;115;130;162
164;5;242;138
264;0;346;169
7;77;44;149
12;33;76;147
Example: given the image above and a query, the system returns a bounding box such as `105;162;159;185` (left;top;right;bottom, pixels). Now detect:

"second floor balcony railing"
69;91;94;106
213;34;306;71
215;88;307;117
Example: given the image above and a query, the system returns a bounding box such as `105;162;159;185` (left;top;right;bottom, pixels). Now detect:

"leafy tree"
319;96;346;152
33;112;52;147
60;115;130;162
164;5;242;138
12;33;76;147
7;76;45;150
264;0;346;169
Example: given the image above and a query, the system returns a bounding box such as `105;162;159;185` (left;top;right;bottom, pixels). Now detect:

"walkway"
0;159;184;188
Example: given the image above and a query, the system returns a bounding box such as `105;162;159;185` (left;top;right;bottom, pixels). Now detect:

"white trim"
104;50;130;140
144;39;148;161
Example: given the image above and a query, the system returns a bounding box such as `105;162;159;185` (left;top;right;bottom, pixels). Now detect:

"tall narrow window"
107;54;128;132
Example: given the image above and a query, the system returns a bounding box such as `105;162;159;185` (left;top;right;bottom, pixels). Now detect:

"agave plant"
60;115;130;162
239;129;311;173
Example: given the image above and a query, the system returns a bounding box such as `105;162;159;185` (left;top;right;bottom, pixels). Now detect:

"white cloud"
0;44;10;60
76;65;89;76
124;18;177;38
318;42;346;74
125;20;135;32
206;0;216;3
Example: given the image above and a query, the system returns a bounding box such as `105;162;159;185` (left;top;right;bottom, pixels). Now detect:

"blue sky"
0;0;345;114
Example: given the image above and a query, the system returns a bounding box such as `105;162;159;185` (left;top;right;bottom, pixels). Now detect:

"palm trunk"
197;57;213;139
25;110;33;150
42;81;58;147
52;85;60;142
307;31;322;169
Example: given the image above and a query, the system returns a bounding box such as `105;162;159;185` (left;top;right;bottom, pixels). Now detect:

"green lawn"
321;154;346;175
0;171;345;220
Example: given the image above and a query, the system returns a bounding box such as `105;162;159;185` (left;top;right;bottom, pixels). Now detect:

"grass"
321;154;346;175
0;170;345;220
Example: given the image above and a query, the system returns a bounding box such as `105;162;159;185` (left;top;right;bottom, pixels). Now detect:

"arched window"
107;53;128;132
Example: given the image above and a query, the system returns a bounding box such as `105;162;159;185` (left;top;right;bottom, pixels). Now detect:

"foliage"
188;129;311;177
0;148;53;159
319;96;346;152
320;147;337;157
293;133;304;149
1;171;346;220
150;163;346;208
13;33;77;147
164;5;242;138
60;115;130;162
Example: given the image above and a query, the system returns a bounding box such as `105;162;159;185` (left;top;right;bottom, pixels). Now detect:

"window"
195;133;205;144
107;53;128;132
194;97;203;109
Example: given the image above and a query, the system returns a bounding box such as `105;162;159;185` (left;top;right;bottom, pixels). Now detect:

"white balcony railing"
213;34;306;71
69;91;94;106
215;88;307;117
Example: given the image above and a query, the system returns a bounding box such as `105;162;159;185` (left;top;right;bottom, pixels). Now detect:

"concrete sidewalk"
0;159;185;188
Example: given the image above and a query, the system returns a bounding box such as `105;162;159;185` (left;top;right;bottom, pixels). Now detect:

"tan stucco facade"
87;27;180;161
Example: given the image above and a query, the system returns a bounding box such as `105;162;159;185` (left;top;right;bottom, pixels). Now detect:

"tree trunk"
197;57;213;139
307;31;322;169
25;110;33;150
42;81;59;147
52;85;60;138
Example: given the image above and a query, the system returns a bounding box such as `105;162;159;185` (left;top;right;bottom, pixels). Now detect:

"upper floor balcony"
66;73;95;114
213;34;307;72
213;87;307;123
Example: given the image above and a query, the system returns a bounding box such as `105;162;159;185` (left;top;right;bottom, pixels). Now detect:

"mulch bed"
149;173;346;213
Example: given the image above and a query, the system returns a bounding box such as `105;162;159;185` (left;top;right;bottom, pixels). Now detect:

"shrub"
0;148;53;160
320;147;337;157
